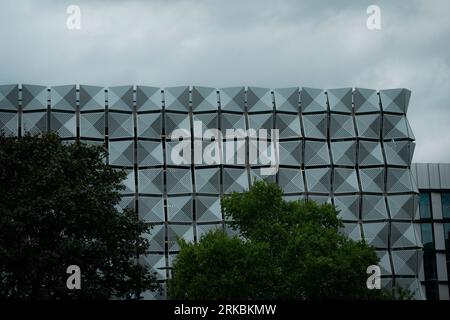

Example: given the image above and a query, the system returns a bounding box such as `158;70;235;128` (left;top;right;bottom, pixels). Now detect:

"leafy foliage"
0;133;159;299
169;181;400;299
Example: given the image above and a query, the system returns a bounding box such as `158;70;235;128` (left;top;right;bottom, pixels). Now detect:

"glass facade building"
0;84;424;299
412;163;450;300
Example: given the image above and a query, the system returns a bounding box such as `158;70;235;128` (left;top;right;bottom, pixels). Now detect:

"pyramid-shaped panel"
22;84;47;110
22;112;47;135
358;141;384;166
359;168;385;193
196;196;222;222
276;113;302;138
278;168;304;193
195;167;220;194
361;195;388;221
223;168;249;193
0;112;18;136
166;168;192;194
192;86;218;112
137;113;162;138
219;87;245;112
327;88;352;113
380;88;410;114
334;195;359;221
274;87;299;112
138;168;164;194
278;140;302;166
333;168;359;194
330;141;356;166
355;114;381;139
136;86;161;111
354;88;379;113
137;141;163;166
302;114;327;139
301;87;326;112
164;86;189;112
139;196;164;223
305;168;331;193
50;112;76;138
304;141;329;166
247;87;273;112
108;112;134;138
167;196;193;223
0;84;18;111
79;85;105;111
51;85;76;111
330;114;355;139
108;140;134;166
362;222;389;248
79;112;104;139
108;85;133;111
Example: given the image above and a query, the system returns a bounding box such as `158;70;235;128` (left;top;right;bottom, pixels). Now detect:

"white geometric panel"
388;194;416;220
247;87;273;112
341;222;362;241
305;168;331;194
22;84;47;110
359;168;384;193
331;141;356;166
139;196;164;223
301;87;326;112
333;168;358;194
50;112;76;138
223;168;249;194
278;140;302;166
386;168;414;194
137;113;162;138
167;196;193;223
138;168;164;194
355;114;381;139
192;86;218;112
278;168;304;193
108;140;134;167
166;168;192;195
196;196;222;222
334;195;359;221
304;140;329;166
361;195;388;221
0;112;18;136
274;87;299;112
195;167;220;194
137;140;163;166
391;222;420;248
108;112;134;138
362;222;389;248
276;113;302;139
329;114;355;139
358;141;384;166
22;112;47;135
327;88;352;113
302;114;327;139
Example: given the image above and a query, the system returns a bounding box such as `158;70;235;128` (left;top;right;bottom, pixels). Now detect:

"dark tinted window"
419;193;432;219
442;193;450;219
421;223;434;249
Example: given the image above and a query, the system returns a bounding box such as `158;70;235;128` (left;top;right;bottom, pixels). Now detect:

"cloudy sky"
0;0;449;162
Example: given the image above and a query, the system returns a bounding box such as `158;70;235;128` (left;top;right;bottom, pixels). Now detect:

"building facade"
412;163;450;300
0;84;424;299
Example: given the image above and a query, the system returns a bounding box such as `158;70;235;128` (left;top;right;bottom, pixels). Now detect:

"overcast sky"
0;0;449;162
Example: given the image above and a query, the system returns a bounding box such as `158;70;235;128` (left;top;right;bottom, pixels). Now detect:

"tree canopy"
0;133;159;299
169;180;394;299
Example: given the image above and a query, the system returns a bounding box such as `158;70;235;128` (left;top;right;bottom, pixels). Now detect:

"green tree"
0;133;159;299
169;181;395;299
168;230;275;299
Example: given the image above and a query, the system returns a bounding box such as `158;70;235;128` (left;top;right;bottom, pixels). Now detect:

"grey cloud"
0;0;449;162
